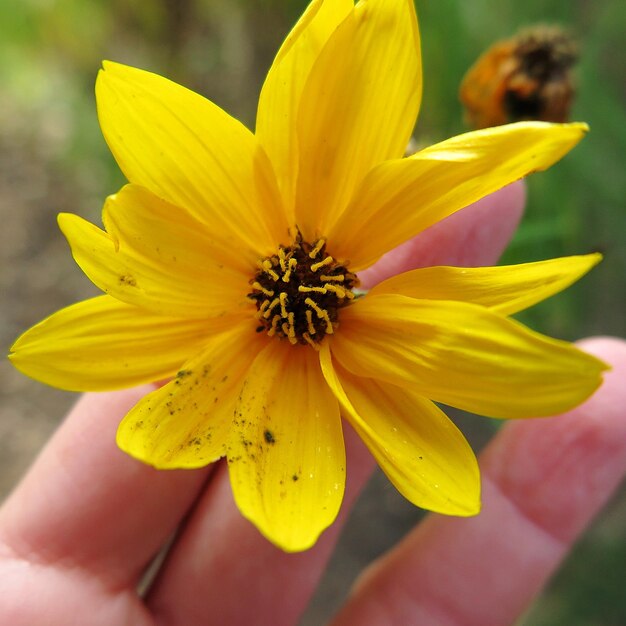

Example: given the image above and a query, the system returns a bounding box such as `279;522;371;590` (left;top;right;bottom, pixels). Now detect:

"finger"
147;423;373;626
360;180;525;287
330;337;626;626
145;186;526;625
0;387;210;588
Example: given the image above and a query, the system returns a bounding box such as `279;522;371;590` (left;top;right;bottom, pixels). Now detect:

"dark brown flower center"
248;236;359;348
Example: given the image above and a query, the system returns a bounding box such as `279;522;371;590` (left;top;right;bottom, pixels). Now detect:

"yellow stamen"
310;256;334;272
282;316;297;343
287;312;296;338
252;281;274;297
267;314;282;337
282;257;297;283
279;292;289;318
278;247;287;272
320;274;345;282
305;298;333;333
261;260;280;281
309;238;326;259
302;332;320;350
304;297;324;316
305;310;316;335
263;297;280;318
272;314;281;328
324;284;347;298
298;285;328;294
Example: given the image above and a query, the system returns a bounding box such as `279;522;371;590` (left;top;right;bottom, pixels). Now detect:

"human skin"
1;182;624;626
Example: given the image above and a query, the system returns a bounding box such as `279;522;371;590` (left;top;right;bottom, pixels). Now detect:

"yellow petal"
329;122;588;269
58;186;251;319
371;254;602;316
256;0;353;219
332;294;607;418
117;320;266;469
96;61;288;261
8;296;221;391
320;345;480;515
294;0;421;239
227;341;345;552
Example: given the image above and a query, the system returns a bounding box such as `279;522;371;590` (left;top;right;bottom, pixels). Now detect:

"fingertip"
576;336;626;364
570;337;626;422
485;178;527;215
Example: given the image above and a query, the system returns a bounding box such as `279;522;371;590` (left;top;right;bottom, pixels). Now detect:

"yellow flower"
10;0;607;552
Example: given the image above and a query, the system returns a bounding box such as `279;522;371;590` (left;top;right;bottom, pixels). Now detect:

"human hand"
1;183;624;626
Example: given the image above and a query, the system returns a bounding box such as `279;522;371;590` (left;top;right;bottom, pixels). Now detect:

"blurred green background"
1;0;624;624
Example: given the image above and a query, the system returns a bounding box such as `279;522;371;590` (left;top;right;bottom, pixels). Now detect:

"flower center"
248;235;359;348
